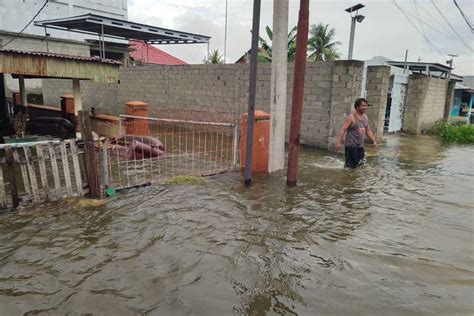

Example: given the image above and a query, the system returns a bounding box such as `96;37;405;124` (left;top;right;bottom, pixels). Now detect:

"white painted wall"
0;0;127;42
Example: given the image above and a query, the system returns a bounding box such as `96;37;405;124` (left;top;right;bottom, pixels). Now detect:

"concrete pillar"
269;0;288;173
444;80;456;120
327;60;364;150
365;65;391;142
72;79;83;116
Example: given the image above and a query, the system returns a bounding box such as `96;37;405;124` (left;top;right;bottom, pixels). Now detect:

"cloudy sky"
128;0;473;75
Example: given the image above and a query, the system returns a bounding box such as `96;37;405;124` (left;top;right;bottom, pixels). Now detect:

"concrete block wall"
42;79;118;114
404;74;448;134
365;65;391;142
327;60;364;150
42;61;367;148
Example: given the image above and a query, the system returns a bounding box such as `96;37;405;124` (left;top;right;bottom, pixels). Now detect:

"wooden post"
23;146;40;203
48;143;61;200
79;110;99;197
0;73;8;120
5;146;19;208
73;79;83;116
18;76;27;107
36;144;50;201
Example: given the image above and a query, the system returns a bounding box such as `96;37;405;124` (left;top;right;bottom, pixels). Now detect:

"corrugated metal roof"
35;14;210;45
0;49;120;83
0;49;121;64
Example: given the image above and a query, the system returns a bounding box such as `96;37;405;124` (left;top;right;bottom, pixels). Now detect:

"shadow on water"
0;134;473;315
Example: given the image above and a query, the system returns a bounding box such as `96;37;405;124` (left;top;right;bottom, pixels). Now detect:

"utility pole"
447;54;457;79
269;0;288;173
345;3;365;60
224;0;228;63
286;0;310;187
403;49;409;74
244;0;262;186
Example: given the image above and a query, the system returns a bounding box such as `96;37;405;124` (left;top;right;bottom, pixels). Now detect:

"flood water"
0;134;473;315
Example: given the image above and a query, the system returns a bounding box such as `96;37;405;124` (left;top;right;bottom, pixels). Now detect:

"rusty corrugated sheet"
0;49;120;83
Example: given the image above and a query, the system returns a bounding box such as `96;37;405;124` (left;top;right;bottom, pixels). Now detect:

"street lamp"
345;3;365;60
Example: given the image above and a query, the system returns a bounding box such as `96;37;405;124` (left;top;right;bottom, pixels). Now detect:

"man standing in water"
335;98;378;168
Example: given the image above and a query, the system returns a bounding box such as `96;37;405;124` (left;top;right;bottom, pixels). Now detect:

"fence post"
102;140;109;188
79;110;100;197
232;123;239;168
5;146;19;208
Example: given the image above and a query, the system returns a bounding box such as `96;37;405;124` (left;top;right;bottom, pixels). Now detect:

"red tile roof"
129;40;187;65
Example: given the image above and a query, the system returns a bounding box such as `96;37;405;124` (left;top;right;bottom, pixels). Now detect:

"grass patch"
165;176;207;185
428;120;474;144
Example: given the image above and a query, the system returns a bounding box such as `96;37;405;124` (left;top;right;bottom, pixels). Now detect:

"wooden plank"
23;146;40;203
48;143;61;200
69;139;83;197
0;165;8;208
0;139;61;150
13;149;31;202
60;141;73;197
35;144;49;201
5;146;19;208
79;111;99;197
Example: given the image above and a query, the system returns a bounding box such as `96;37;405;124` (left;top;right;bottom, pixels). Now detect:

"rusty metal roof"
0;49;120;83
0;49;121;64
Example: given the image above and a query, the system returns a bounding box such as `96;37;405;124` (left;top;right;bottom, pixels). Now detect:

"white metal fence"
98;114;239;190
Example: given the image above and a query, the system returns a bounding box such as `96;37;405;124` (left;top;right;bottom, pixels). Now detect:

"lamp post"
345;3;365;60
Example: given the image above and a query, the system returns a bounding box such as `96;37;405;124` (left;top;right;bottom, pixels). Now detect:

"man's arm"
365;125;379;150
335;115;353;152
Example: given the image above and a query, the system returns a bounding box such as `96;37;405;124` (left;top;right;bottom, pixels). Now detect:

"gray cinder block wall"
403;74;448;134
42;61;390;149
365;66;391;142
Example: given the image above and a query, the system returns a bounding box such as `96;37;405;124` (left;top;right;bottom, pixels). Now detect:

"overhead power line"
408;0;452;38
430;0;473;52
1;0;49;49
393;0;445;58
453;0;474;32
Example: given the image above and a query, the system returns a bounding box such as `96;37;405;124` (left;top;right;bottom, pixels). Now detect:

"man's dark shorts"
344;146;365;168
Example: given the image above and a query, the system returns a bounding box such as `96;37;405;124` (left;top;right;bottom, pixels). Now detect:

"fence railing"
0;139;87;209
97;115;239;190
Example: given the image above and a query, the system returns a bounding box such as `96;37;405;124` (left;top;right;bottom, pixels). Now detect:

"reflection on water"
0;134;473;315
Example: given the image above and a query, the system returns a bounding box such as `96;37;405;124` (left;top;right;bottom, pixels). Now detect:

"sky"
127;0;473;75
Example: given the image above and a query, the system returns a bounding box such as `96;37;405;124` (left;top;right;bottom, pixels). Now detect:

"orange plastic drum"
240;110;270;173
125;101;150;136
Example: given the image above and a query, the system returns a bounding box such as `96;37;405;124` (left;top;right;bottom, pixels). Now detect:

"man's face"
357;102;368;114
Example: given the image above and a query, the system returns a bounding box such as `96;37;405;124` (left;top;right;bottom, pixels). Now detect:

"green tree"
307;23;341;61
257;25;298;63
205;49;223;64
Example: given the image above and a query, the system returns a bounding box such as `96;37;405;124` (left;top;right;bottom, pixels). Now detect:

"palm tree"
307;23;341;61
205;49;224;64
257;25;298;63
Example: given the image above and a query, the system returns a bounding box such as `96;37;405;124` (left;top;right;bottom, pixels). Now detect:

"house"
451;76;473;123
361;57;463;134
129;40;187;65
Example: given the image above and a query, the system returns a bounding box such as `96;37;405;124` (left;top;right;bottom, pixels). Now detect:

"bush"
439;122;474;144
426;120;445;135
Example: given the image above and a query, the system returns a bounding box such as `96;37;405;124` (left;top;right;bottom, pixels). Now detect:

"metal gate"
388;74;409;132
99;115;239;190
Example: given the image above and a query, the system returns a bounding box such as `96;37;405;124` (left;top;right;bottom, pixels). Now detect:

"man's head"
354;98;369;113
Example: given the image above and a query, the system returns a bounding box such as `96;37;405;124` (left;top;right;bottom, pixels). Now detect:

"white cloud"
128;0;473;74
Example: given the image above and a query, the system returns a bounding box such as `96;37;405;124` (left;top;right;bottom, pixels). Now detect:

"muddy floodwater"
0;134;473;315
